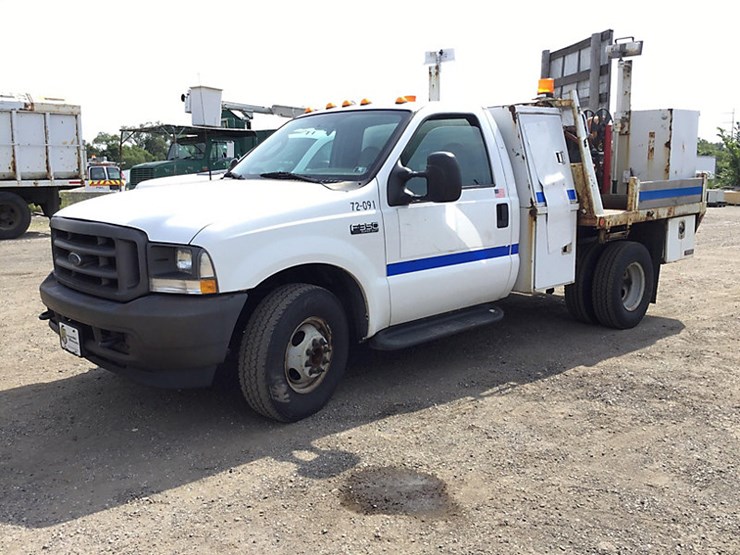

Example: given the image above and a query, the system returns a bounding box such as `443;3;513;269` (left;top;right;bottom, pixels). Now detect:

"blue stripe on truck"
387;244;518;276
535;190;577;204
639;186;704;202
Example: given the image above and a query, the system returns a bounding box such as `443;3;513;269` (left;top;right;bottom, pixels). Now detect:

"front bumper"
39;273;248;388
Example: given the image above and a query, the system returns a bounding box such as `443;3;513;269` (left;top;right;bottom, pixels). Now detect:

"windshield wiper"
222;170;244;179
260;171;325;184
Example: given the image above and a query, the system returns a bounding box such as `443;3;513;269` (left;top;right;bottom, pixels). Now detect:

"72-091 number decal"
350;200;377;211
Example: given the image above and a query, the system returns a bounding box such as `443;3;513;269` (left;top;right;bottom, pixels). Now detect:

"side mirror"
387;152;462;206
228;158;239;170
425;152;462;203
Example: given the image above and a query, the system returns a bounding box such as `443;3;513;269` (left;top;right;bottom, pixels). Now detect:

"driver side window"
401;116;493;195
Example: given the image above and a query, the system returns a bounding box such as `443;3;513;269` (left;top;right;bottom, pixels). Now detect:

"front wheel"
592;241;654;329
238;284;349;422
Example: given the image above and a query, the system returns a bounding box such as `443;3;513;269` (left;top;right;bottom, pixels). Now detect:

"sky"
3;0;736;143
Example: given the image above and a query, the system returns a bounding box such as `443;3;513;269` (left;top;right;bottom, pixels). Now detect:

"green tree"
717;124;740;188
697;138;722;159
86;132;120;163
122;145;157;168
86;129;169;169
128;122;169;160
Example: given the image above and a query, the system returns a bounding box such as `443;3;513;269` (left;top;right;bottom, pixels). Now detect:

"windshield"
106;166;122;179
167;142;206;161
89;166;106;180
230;109;410;184
89;166;121;180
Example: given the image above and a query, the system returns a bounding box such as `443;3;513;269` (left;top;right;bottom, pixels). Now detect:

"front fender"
199;221;391;336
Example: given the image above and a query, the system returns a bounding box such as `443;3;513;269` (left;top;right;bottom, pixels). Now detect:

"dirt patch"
341;466;456;517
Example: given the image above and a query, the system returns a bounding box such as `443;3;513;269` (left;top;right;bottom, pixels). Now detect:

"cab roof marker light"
304;107;315;113
395;95;417;105
342;100;355;107
326;102;337;109
360;98;372;106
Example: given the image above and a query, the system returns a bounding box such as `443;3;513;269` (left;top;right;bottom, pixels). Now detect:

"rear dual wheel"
0;192;32;239
591;241;654;329
564;241;603;324
567;240;654;329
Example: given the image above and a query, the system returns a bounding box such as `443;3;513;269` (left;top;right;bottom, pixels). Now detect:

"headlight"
176;248;194;273
148;244;219;294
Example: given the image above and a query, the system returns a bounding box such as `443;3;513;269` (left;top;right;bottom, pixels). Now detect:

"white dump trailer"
0;93;86;239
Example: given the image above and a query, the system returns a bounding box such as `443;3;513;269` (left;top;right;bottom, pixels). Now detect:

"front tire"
238;284;349;422
592;241;654;329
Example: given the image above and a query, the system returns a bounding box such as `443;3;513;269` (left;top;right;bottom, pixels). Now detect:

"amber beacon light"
538;78;555;96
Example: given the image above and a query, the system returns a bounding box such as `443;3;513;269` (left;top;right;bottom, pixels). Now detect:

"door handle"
496;203;509;228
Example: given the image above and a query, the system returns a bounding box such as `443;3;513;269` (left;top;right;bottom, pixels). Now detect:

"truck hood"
131;160;176;170
136;171;227;188
55;178;352;244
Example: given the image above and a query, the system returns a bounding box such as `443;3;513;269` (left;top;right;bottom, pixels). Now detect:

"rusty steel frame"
550;94;707;240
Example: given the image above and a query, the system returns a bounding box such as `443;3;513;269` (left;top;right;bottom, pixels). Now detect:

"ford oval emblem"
68;252;83;267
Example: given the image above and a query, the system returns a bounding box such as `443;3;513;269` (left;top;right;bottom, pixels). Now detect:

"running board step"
369;303;504;351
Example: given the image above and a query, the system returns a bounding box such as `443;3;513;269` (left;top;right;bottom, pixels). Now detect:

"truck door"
383;114;515;325
209;140;236;170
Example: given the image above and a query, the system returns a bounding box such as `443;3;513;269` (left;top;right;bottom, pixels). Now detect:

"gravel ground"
0;209;738;554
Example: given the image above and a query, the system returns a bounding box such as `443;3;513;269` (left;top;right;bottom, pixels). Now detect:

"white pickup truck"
39;93;706;421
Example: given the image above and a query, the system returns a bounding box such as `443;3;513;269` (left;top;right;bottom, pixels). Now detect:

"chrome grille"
51;218;148;301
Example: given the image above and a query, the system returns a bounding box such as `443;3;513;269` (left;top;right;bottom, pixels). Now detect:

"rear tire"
238;284;349;422
0;192;32;239
592;241;654;329
565;241;603;324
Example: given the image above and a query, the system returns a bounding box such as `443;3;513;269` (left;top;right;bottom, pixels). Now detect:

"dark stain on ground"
340;466;457;517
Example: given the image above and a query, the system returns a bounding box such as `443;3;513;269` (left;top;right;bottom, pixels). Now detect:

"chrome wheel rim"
284;317;333;394
621;262;646;311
